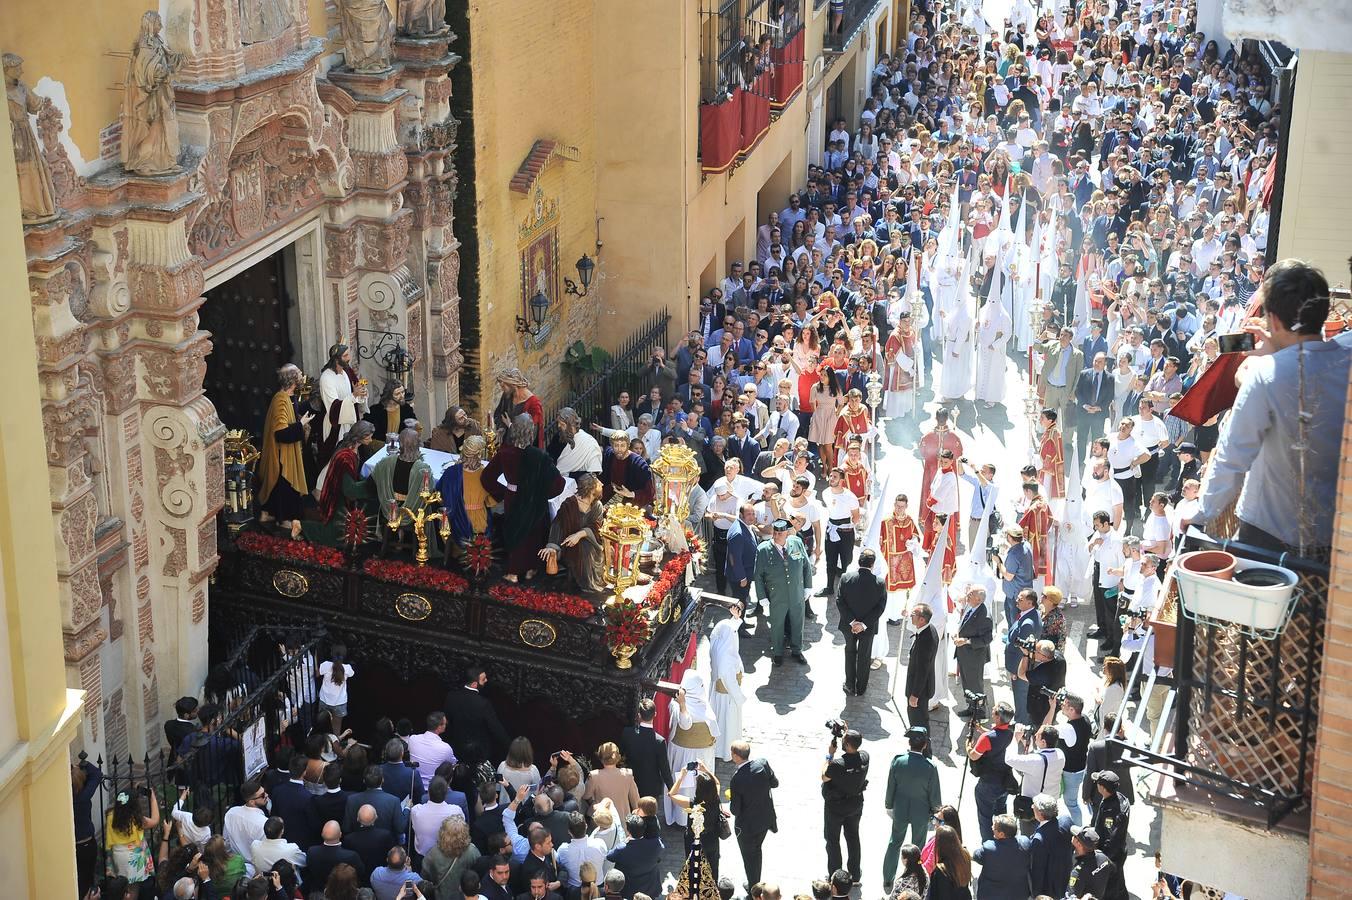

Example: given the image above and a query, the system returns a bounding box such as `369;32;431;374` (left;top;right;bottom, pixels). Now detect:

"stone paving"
651;359;1163;899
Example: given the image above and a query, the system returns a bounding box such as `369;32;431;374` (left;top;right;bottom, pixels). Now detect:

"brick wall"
1307;374;1352;898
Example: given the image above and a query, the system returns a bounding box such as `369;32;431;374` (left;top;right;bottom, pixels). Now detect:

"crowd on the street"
74;0;1352;894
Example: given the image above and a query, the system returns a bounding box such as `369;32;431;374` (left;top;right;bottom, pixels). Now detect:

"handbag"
718;810;732;840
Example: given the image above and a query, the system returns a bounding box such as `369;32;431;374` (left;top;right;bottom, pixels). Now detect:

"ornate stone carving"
240;0;293;44
337;0;395;73
325;225;359;278
145;410;200;520
4;54;58;224
398;0;449;36
69;564;104;629
121;12;183;176
60;493;99;567
35;83;83;210
161;526;187;577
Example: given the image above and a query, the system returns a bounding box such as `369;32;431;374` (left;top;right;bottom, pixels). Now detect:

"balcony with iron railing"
1104;526;1324;897
821;0;884;52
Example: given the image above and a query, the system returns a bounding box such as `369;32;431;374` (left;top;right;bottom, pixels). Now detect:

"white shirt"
318;662;353;706
1131;572;1162;615
318;367;363;444
251;837;307;879
1135;415;1169;452
1142;512;1174;559
407;731;457;789
756;409;800;445
554;430;603;474
172;800;213;845
709;475;764;530
1083;476;1124;527
1107;435;1146;479
1090;531;1124;588
1005;745;1066;799
223;804;268;867
823;487;861;521
928;469;961;517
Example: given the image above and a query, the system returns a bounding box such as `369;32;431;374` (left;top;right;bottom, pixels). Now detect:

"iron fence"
1113;530;1325;829
544;309;671;443
76;626;326;882
699;0;803;103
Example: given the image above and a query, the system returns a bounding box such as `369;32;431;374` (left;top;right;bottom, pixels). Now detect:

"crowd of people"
77;0;1352;895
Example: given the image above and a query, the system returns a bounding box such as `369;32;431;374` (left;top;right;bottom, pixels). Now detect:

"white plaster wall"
1159;803;1310;900
1224;0;1352;52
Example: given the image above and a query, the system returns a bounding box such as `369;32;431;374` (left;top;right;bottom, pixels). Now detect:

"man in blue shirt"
998;527;1035;628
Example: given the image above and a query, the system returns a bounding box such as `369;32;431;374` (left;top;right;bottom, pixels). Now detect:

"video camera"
826;718;847;740
963;690;987;712
1014;634;1038;655
1038;686;1069;705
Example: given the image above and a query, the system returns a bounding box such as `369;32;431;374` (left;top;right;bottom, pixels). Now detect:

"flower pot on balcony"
1148;596;1178;669
1176;549;1237;581
1176;556;1299;636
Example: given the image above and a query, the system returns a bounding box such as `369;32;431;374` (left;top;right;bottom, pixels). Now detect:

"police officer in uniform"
965;701;1017;843
821;726;870;884
1066;827;1124;899
1088;771;1131;898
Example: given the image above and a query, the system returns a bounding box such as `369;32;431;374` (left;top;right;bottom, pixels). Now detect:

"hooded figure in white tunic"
936;264;975;402
708;614;745;761
975;269;1012;405
665;669;720;826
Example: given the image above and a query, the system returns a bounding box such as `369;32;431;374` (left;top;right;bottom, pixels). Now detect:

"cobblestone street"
656;356;1161;898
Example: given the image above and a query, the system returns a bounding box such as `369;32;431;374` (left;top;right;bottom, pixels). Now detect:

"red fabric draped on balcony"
770;30;805;108
700;97;742;175
740;72;772;156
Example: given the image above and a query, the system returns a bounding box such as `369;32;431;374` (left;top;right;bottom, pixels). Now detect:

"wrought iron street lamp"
516;289;551;336
564;253;595;297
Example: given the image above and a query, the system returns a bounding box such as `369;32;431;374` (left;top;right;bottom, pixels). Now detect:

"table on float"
360;446;575;516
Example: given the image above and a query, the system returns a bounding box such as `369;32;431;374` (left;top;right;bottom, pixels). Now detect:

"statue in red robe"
917;411;964;532
878;499;919;591
601;432;655;509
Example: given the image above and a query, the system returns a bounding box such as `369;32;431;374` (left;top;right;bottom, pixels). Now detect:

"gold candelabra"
388;489;451;567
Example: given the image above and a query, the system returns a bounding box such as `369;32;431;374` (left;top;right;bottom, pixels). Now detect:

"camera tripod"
955;705;986;810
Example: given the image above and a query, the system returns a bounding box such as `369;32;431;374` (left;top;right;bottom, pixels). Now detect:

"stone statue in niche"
239;0;294;44
337;0;395;73
398;0;449;36
121;11;183;176
4;53;58;224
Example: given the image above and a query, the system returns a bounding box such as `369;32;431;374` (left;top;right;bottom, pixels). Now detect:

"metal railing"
544;309;671;443
699;0;802;103
75;626;327;881
1112;530;1325;829
823;0;882;52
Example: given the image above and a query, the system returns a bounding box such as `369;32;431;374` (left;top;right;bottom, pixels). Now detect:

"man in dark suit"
164;697;199;784
343;767;408;837
728;741;777;887
725;505;761;611
954;586;994;716
605;815;663;899
341;803;396;880
516;872;564;900
311;763;350;830
444;664;509;768
1072;353;1113;457
481;855;515;900
378;738;423;805
973;813;1033;900
836;550;887;695
1029;795;1074;897
1081;714;1135;807
268;754;318;851
904;603;939;734
725;419;760;473
307;820;366;889
617;699;674;801
470;782;507;854
514;824;562;894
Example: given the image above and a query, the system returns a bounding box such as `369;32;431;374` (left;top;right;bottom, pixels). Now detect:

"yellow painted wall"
468;0;599;409
1276;50;1352;283
0;86;86;899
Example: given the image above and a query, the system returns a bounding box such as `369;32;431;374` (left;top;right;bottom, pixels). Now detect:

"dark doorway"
201;250;294;435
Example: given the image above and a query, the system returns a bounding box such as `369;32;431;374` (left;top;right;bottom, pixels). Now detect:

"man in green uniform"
753;518;814;666
881;726;942;887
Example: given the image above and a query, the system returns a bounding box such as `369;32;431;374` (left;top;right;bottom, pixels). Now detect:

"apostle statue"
493;369;545;448
317;343;367;471
364;381;417;440
438;434;494;549
427;405;482;454
542;472;605;596
372;427;433;528
4;54;57;223
398;0;449;36
601;430;655;509
316;422;372;524
337;0;395;73
121;11;182;176
257;364;315;540
482;414;565;582
549;407;603;480
240;0;294;44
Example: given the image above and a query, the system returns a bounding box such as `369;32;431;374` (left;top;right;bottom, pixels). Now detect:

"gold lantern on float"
651;442;701;528
223;430;261;534
598;502;651;602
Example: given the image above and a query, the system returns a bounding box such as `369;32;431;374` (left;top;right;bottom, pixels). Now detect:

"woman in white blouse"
610;391;635;431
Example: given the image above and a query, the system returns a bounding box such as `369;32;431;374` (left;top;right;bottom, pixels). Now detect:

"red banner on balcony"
699;97;742;175
740;72;772;156
770;30;805;108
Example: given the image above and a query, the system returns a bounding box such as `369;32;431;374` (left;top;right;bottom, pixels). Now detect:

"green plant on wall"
561;340;612;388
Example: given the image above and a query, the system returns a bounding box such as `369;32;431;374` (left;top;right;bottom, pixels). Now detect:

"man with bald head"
307;820;365;888
342;804;396;882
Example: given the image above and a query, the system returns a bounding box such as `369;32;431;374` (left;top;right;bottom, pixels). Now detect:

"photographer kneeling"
1022;639;1067;727
822;724;869;884
965;701;1017;844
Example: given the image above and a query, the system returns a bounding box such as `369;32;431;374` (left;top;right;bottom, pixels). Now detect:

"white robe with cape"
319;367;362;445
1054;446;1093;600
708;618;745;761
974;274;1012;404
664;669;720;826
936;266;975;401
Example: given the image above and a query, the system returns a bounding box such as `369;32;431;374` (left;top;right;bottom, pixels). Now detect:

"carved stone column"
120;173;224;728
395;34;463;414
